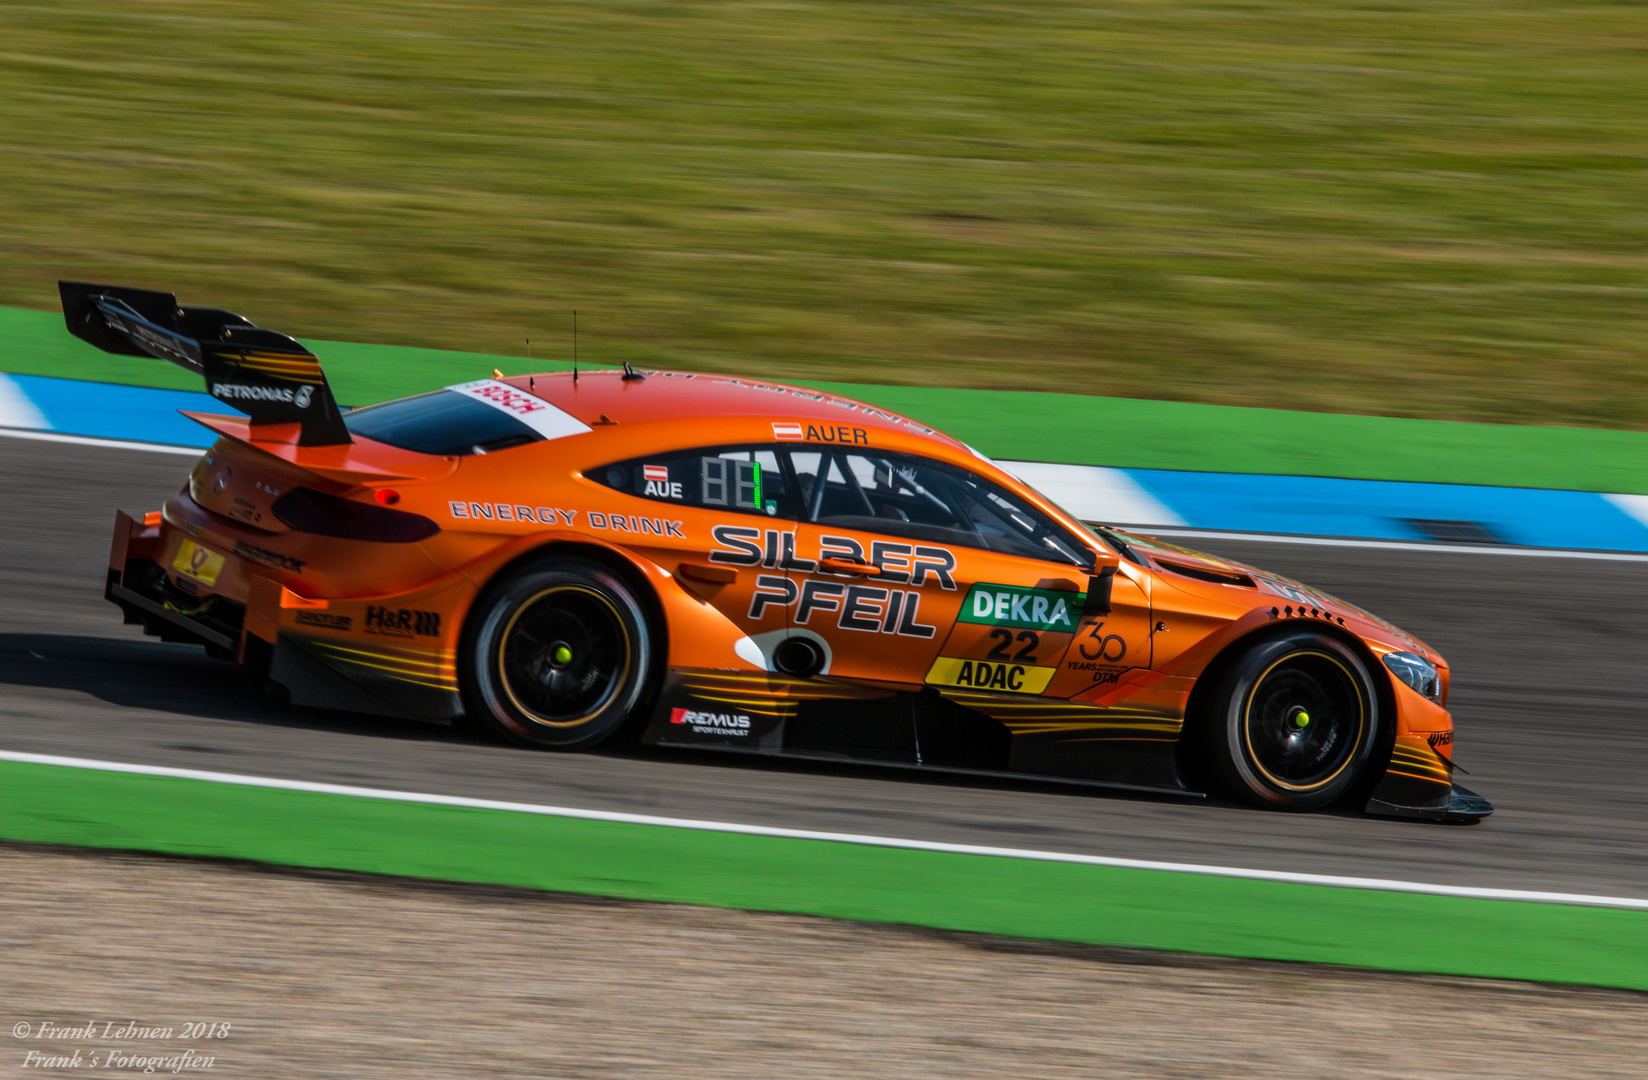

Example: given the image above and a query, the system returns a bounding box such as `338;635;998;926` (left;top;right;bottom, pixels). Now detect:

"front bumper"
1364;733;1493;822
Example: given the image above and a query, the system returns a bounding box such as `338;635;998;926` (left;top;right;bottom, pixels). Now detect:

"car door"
591;444;802;663
782;450;1149;695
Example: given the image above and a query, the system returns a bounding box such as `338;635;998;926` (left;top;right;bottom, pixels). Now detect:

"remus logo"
669;707;751;734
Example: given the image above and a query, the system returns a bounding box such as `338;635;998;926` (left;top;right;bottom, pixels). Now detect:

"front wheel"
1203;631;1381;809
461;557;655;748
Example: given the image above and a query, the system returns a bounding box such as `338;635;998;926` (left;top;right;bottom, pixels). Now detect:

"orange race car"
64;281;1491;822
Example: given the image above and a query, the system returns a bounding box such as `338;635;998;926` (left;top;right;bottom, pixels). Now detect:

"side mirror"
1083;563;1118;615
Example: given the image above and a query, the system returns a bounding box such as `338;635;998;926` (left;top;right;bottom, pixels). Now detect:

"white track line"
0;427;202;456
1119;526;1648;564
3;750;1644;911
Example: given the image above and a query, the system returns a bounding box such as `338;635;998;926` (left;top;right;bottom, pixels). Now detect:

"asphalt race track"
2;437;1644;898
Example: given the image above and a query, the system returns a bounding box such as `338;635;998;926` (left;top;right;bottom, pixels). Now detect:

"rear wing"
59;280;351;447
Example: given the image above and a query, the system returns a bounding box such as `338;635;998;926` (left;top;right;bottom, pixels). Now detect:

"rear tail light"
272;487;440;543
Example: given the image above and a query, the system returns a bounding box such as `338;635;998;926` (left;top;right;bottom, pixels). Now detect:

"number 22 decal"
986;628;1039;663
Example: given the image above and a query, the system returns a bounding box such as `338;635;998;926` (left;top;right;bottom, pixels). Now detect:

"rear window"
344;391;542;456
594;446;797;518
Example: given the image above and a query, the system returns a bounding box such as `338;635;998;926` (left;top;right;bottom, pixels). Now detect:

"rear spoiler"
59;280;351;447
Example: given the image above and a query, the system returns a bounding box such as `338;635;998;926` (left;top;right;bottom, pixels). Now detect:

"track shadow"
0;631;1336;817
0;632;462;747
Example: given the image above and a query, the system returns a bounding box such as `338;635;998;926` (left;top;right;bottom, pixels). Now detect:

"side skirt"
639;671;1203;799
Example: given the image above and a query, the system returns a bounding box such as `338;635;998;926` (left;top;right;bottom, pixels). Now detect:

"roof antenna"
527;338;533;393
573;310;578;386
622;361;644;382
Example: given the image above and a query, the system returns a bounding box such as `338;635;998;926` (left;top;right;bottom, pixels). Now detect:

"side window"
787;451;1092;568
594;446;794;519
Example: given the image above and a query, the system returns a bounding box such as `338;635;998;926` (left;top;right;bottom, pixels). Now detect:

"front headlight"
1383;652;1441;703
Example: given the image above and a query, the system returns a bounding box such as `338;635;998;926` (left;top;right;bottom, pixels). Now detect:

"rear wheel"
1203;631;1380;809
461;557;654;748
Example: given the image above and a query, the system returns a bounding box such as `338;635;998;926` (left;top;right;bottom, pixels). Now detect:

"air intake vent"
1157;560;1256;588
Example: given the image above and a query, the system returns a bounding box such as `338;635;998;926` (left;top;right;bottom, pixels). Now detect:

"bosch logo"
466;383;545;415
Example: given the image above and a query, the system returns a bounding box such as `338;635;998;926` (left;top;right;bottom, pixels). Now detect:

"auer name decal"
772;421;869;445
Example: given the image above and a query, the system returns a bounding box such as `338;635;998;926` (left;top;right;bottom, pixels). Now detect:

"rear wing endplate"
59;280;351;447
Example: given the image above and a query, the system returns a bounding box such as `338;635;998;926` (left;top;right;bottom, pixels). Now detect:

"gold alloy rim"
1241;649;1365;792
496;584;632;728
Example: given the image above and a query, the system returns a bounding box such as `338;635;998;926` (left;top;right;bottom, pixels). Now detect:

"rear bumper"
107;509;465;722
108;573;237;653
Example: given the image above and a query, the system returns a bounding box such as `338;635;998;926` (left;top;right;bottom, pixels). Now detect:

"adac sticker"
926;657;1057;695
958;583;1082;632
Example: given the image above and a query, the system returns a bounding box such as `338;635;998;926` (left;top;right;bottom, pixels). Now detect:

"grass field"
3;759;1646;990
3;1;1647;428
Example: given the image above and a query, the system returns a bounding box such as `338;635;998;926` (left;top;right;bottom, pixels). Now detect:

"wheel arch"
457;537;673;697
1177;618;1397;798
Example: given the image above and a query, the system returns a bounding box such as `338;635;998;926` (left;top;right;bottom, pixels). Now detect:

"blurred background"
5;7;1648;1074
3;0;1646;425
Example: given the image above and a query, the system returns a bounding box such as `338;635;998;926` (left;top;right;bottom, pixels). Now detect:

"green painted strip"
9;303;1648;494
1;760;1643;990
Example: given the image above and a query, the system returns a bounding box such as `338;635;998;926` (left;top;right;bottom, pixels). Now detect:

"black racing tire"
1203;630;1381;810
460;557;654;749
